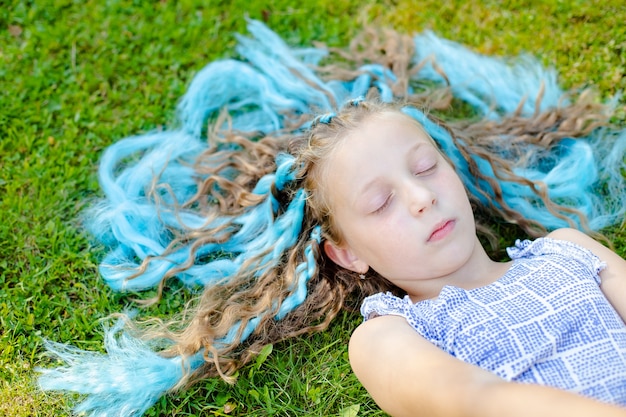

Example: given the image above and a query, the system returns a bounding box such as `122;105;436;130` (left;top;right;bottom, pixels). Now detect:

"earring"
359;273;366;280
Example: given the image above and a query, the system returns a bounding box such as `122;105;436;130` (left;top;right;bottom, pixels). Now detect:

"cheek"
354;219;410;264
440;167;468;198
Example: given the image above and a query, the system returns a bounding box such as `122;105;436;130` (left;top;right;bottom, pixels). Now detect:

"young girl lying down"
39;21;626;417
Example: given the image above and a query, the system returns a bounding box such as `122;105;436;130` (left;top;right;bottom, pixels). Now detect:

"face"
322;111;478;297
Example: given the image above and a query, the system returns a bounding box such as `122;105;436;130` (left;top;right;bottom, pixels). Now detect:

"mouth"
428;219;455;242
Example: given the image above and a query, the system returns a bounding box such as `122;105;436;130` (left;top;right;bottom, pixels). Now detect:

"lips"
428;219;455;242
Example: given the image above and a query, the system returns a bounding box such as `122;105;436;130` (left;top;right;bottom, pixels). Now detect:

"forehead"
337;111;433;157
322;111;435;183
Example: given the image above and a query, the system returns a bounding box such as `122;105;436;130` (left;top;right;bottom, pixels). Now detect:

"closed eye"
373;195;392;214
414;162;437;176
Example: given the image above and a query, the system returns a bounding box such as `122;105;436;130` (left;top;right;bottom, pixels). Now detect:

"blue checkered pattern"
361;238;626;406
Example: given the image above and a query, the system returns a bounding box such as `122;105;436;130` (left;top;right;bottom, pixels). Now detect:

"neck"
408;236;512;302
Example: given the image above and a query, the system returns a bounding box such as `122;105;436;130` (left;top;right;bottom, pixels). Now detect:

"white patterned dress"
361;238;626;405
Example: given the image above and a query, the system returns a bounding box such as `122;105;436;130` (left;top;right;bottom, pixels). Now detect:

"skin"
323;111;511;300
322;111;626;416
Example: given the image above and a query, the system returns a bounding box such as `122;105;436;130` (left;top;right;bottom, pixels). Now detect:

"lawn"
1;0;625;416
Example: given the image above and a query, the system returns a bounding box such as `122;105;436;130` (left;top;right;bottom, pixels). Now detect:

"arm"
349;315;626;417
547;228;626;321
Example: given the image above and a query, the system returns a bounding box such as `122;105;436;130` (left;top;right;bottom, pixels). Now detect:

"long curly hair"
143;95;610;387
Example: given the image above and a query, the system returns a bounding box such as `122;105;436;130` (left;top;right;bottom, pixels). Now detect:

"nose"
406;183;437;217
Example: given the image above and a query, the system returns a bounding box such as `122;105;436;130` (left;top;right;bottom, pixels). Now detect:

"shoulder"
546;227;615;261
349;315;415;361
349;311;438;360
349;316;501;417
546;230;626;323
546;227;596;244
546;228;625;283
508;228;604;267
350;314;417;352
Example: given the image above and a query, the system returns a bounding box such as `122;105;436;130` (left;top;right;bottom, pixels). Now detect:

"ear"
323;240;369;274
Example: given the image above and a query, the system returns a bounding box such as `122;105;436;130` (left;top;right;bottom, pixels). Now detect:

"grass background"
1;0;625;416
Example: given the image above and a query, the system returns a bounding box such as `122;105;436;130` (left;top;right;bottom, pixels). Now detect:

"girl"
321;102;626;416
39;21;626;416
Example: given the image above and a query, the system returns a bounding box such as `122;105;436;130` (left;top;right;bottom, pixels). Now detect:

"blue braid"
347;96;366;106
310;96;366;127
315;112;336;124
39;152;310;416
220;225;322;343
276;225;321;319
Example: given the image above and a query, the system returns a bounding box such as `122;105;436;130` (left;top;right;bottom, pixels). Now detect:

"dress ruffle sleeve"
507;237;606;285
360;292;444;348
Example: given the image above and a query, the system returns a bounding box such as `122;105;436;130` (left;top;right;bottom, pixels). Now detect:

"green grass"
1;0;625;415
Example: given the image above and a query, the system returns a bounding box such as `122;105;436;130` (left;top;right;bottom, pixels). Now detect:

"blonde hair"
133;95;608;387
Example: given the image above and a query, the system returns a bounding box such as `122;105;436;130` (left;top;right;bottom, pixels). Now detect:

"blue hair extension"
358;64;397;103
90;131;211;244
178;20;406;138
40;224;322;416
327;72;372;102
234;20;335;109
314;112;336;125
276;225;322;320
585;128;626;229
40;154;309;414
178;19;337;138
347;96;366;107
221;225;322;342
178;59;291;136
413;31;563;118
39;318;206;417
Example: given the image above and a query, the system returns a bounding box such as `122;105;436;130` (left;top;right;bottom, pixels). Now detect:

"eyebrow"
353;142;425;205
